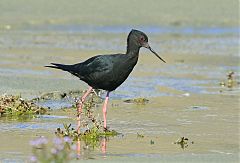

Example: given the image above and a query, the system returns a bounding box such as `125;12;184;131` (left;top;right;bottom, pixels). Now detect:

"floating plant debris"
137;133;144;138
174;137;194;149
124;98;149;105
220;71;238;89
190;106;208;110
150;140;155;145
55;124;78;140
0;94;48;116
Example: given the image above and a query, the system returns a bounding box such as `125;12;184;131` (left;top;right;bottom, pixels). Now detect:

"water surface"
0;12;239;163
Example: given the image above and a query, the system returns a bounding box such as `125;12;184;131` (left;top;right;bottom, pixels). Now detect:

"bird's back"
68;53;139;91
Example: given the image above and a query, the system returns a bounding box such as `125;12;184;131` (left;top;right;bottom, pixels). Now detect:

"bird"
45;29;166;131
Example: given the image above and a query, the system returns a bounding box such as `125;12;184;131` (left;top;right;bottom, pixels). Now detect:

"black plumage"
46;29;166;130
45;29;165;91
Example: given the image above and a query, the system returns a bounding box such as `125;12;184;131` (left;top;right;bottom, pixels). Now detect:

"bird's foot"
103;126;110;132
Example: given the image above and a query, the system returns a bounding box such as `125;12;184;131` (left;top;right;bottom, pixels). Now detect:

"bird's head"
127;29;166;63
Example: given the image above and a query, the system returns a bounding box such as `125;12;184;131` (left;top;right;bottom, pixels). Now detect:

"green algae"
219;71;238;89
137;133;144;138
150;140;155;145
0;94;48;117
124;98;149;105
174;137;194;150
55;123;119;149
55;92;119;148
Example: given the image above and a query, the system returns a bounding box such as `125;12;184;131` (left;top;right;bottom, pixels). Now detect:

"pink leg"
77;87;93;134
102;91;110;129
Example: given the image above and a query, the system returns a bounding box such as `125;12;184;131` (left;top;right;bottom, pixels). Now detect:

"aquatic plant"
0;94;47;117
29;90;119;162
81;126;118;149
29;90;119;161
220;71;238;89
55;123;118;148
55;92;119;149
55;124;78;140
137;133;144;138
30;136;75;163
150;140;155;145
124;98;149;105
174;137;194;149
80;93;101;129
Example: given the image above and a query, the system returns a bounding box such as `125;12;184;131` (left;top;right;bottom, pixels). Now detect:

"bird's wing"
72;54;115;80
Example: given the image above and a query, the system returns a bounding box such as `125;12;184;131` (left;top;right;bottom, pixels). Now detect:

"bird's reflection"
76;138;81;159
75;137;108;159
101;137;107;155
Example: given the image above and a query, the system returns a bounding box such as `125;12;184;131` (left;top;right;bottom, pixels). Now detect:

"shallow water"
0;3;239;161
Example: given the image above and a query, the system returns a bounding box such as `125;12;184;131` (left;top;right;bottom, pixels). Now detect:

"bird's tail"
45;63;72;72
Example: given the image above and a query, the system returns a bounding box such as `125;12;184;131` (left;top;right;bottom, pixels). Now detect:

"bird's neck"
125;45;140;67
126;44;140;57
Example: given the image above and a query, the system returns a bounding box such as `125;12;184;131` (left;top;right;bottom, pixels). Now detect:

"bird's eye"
140;36;145;41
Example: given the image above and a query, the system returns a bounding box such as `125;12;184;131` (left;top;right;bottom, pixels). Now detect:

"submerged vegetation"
55;123;118;149
124;98;149;105
220;71;239;89
55;123;119;141
174;137;194;149
0;94;48;117
30;91;119;162
0;91;119;162
137;133;144;138
55;92;119;147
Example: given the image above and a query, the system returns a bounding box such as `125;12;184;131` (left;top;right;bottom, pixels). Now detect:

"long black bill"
144;43;166;63
148;46;166;63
